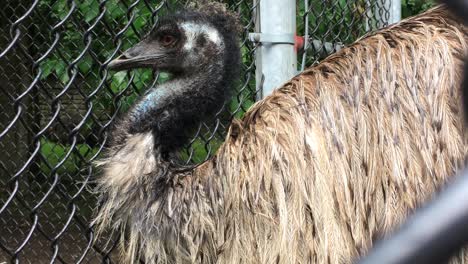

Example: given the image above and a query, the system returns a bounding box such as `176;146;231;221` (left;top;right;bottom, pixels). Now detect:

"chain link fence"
299;0;391;69
0;0;393;262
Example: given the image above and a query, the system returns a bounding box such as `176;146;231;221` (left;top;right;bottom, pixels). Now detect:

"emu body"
95;5;468;264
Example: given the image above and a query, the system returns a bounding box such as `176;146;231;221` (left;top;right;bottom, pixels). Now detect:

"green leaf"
85;11;98;23
106;0;126;19
158;72;171;83
138;70;152;82
60;72;70;84
112;71;127;85
54;0;69;20
55;60;66;74
54;60;70;84
133;16;149;31
78;56;93;74
40;59;57;79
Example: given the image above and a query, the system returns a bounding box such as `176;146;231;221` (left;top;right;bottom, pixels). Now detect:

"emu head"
108;7;240;76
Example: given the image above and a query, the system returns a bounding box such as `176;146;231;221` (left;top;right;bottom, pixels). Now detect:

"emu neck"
97;59;227;227
123;58;226;157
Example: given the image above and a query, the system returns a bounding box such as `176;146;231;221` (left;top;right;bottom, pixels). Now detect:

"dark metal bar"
443;0;468;24
357;170;468;264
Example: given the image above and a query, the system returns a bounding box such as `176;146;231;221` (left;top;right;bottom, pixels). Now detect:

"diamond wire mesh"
0;0;387;263
298;0;391;70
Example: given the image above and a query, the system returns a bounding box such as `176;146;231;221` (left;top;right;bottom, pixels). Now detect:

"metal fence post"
378;0;401;26
252;0;297;99
390;0;401;24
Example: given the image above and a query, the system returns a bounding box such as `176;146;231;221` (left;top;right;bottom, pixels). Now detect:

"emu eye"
160;35;176;46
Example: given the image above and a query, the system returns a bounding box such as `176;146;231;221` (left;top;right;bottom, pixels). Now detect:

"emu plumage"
94;4;468;264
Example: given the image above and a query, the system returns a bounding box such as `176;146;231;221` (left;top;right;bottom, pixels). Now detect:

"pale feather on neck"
99;132;156;189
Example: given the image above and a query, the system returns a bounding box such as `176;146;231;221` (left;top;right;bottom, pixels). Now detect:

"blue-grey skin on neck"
131;80;186;121
133;88;167;116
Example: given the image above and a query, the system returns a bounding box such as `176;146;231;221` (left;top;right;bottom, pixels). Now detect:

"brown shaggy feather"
94;5;468;263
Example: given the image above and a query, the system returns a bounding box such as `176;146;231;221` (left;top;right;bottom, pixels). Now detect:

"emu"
94;3;468;263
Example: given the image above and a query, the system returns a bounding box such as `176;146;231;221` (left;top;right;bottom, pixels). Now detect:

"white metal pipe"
375;0;401;28
254;0;296;99
390;0;401;24
300;0;309;72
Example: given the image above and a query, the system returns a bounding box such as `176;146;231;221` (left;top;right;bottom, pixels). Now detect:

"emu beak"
108;54;137;71
108;41;167;71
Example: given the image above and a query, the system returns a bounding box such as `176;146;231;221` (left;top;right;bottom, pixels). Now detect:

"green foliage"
402;0;435;18
35;0;160;176
39;138;98;175
179;138;224;164
37;0;154;85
